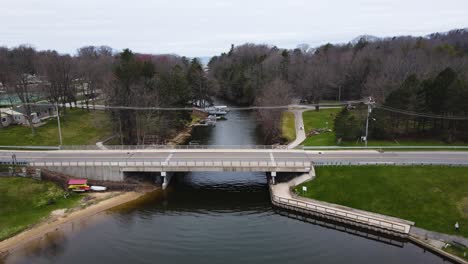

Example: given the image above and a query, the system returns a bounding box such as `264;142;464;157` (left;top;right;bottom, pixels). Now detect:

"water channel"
3;105;453;263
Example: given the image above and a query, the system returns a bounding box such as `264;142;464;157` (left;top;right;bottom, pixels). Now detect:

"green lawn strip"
281;111;296;142
296;166;468;238
0;109;112;146
339;139;468;147
301;108;340;146
443;243;468;260
0;177;83;241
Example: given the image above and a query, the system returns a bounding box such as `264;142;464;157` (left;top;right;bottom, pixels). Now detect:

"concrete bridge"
2;148;468;189
1;149;313;189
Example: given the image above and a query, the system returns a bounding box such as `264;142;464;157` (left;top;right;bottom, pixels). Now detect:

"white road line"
163;153;174;165
269;152;276;166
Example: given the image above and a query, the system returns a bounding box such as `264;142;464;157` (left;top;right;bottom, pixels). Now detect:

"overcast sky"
1;0;468;57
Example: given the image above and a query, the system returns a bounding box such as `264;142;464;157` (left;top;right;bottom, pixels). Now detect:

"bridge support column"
271;172;277;185
161;172;173;190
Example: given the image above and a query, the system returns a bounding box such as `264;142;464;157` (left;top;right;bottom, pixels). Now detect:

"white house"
0;104;57;127
0;108;25;127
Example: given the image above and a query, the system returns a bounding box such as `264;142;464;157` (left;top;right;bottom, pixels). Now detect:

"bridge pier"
271;171;277;185
161;172;173;190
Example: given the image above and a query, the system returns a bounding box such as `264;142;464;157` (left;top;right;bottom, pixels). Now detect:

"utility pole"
56;104;63;146
364;96;374;147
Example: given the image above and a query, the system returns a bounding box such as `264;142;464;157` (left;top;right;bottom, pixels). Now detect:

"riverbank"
296;166;468;238
0;177;82;241
270;167;468;263
281;111;296;142
0;189;154;256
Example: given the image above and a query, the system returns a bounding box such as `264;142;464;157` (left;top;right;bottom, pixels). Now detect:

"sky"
1;0;468;57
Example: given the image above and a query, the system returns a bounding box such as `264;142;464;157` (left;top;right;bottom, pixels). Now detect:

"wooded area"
1;28;467;144
208;29;468;143
0;46;213;144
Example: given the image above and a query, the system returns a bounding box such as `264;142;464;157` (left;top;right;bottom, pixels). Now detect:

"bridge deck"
1;150;468;167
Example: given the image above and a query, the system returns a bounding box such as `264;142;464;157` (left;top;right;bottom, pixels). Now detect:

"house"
0;108;22;127
0;104;57;127
16;104;57;122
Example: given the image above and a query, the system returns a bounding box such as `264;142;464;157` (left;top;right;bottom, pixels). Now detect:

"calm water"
3;103;452;264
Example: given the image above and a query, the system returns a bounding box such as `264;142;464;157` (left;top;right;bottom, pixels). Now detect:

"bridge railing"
303;146;468;150
27;160;312;168
60;145;290;150
270;194;409;234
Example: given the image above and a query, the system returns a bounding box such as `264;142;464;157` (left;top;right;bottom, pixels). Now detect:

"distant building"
0;104;57;127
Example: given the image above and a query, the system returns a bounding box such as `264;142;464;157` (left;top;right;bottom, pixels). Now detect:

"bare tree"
6;45;37;134
256;79;292;143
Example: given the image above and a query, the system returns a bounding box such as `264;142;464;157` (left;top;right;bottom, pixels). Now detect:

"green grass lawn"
296;166;468;237
0;177;82;241
301;108;468;148
0;109;112;146
301;108;341;146
443;243;468;260
281;111;296;142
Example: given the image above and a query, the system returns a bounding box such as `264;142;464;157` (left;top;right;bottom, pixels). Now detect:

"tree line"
208;29;468;143
0;45;213;144
1;28;468;144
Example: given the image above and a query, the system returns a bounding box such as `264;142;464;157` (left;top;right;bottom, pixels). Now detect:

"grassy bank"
296;166;468;237
0;177;82;241
0;109;112;146
301;108;340;146
443;243;468;260
281;111;296;142
301;109;468;148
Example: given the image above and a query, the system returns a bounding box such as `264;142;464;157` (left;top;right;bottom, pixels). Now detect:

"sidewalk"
287;110;306;149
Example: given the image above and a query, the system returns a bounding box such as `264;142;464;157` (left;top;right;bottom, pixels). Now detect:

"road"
1;150;468;166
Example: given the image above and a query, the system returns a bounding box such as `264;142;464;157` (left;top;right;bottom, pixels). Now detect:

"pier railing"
271;194;410;234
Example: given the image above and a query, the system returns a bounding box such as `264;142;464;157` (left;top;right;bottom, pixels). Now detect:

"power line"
19;100;366;111
375;105;468;120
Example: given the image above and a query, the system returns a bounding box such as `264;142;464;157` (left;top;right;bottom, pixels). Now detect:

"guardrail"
0;161;29;166
303;146;468;150
0;145;60;150
28;160;312;168
313;161;468;166
60;145;290;150
271;194;409;234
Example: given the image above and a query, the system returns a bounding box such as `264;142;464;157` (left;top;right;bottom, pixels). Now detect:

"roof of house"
68;179;88;185
15;104;54;115
0;108;24;116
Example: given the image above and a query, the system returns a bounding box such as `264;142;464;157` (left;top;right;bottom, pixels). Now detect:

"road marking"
269;152;276;166
163;153;174;165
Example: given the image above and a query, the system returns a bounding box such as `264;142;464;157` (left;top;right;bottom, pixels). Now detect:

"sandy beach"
0;190;151;256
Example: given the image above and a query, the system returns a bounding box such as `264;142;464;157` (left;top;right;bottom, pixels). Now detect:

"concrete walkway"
411;226;468;247
270;169;414;234
270;171;313;198
287;110;306;149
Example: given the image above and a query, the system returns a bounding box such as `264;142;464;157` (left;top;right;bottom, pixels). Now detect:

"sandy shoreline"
0;190;150;256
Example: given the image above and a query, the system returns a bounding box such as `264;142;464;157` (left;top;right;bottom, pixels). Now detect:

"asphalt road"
1;150;468;166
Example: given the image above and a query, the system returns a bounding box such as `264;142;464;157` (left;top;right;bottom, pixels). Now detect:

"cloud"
1;0;467;56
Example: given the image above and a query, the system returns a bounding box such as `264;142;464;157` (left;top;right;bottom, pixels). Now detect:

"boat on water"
204;105;229;116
